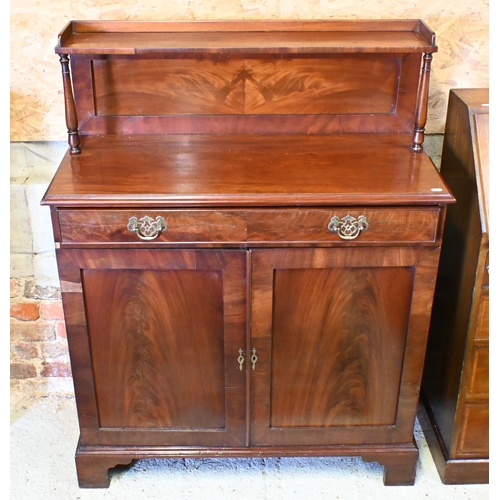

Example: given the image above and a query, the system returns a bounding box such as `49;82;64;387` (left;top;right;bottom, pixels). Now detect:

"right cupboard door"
250;247;440;446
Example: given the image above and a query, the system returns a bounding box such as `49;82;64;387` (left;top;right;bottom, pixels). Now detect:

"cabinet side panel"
83;268;226;430
270;267;414;427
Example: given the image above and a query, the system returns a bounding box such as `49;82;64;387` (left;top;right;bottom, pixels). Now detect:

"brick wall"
10;277;73;396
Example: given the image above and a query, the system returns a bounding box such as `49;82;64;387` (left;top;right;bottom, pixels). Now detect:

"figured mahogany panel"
270;267;413;427
57;207;440;247
92;57;399;116
250;246;441;446
84;268;225;429
244;57;398;115
93;59;246;116
56;248;247;447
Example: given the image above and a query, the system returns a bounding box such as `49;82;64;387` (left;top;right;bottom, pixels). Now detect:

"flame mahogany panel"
84;268;226;430
57;248;247;448
270;266;414;427
92;56;399;116
71;53;421;135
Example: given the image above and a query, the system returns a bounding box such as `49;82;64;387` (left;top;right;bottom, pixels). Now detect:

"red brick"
10;362;37;379
10;320;56;342
56;321;67;339
10;279;23;299
10;302;40;321
40;301;65;321
10;342;39;360
40;361;72;378
38;340;69;359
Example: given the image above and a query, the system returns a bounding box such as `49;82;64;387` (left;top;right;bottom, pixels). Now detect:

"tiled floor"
10;390;489;500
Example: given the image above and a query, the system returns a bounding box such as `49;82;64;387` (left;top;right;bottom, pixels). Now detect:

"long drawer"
57;207;441;246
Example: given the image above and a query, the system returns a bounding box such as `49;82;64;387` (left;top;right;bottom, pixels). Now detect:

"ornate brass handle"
127;216;167;240
328;215;369;240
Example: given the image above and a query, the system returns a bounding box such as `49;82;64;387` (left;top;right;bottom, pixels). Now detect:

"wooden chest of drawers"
419;88;489;484
42;20;454;488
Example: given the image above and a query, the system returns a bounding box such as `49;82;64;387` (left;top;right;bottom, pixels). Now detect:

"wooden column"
411;53;433;153
59;55;81;154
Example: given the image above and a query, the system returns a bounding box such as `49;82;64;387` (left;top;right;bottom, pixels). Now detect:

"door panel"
251;247;439;446
57;248;247;447
84;268;226;430
270;267;413;428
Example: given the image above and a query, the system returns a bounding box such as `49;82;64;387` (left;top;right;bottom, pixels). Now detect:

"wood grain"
85;268;226;429
56;20;438;56
420;88;489;484
57;207;440;246
92;57;399;116
269;266;413;427
42;134;453;208
250;246;441;447
57;248;247;447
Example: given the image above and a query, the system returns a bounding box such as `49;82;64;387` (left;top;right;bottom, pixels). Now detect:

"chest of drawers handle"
328;215;369;240
127;215;168;240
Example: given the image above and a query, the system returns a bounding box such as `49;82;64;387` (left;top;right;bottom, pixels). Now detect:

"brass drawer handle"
328;215;369;240
127;215;167;240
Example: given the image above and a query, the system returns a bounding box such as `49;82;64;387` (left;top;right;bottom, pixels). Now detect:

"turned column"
59;54;81;154
411;52;433;153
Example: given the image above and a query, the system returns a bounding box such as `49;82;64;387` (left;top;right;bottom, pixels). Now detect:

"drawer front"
58;207;440;245
58;210;247;244
247;207;440;244
474;293;489;341
456;404;489;456
466;346;489;399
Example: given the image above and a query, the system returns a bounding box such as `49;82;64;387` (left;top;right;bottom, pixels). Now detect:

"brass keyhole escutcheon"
250;348;258;370
237;349;245;371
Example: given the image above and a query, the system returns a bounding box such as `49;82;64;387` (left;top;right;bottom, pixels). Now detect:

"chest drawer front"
58;210;247;244
58;207;440;245
247;207;440;244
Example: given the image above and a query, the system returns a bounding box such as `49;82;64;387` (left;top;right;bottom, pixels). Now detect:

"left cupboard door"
56;248;248;448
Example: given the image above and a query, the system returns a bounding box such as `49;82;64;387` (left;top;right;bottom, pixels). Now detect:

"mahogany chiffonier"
42;20;454;488
419;88;489;484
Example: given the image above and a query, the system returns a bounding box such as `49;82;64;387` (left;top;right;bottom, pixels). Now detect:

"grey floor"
10;390;489;500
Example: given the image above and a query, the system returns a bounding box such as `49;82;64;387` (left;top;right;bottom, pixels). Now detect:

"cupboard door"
57;249;247;447
251;247;440;446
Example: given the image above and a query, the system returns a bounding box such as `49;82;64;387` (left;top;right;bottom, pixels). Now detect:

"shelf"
56;20;437;55
42;133;453;207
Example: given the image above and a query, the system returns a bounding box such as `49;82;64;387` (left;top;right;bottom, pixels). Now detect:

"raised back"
56;20;437;152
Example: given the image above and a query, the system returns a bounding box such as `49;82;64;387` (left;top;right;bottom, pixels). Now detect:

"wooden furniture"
42;20;454;488
419;88;489;484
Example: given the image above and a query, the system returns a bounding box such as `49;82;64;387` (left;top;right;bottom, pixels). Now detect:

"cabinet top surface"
56;19;437;55
43;134;453;208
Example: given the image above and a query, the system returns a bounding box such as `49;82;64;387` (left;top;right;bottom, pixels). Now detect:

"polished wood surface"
59;55;80;154
57;248;247;447
269;266;412;427
419;88;489;484
92;57;400;116
56;20;437;55
44;20;452;488
42;134;452;208
56;20;435;148
86;268;226;429
70;52;421;136
251;246;441;447
57;207;441;247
